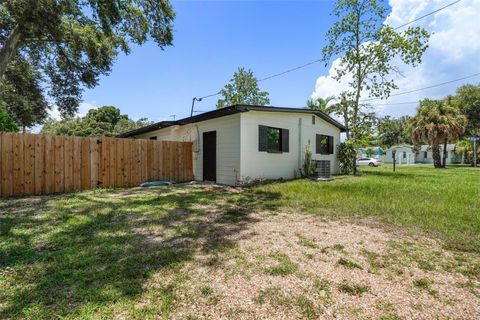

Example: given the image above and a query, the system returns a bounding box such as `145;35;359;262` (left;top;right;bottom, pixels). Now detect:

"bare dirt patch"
169;212;480;320
2;184;478;319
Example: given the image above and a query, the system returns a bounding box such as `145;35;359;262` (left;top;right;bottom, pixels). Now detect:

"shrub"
300;140;316;178
338;141;357;174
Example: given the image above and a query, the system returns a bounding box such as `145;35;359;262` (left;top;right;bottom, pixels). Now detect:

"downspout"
190;124;201;180
298;117;302;171
193;124;200;153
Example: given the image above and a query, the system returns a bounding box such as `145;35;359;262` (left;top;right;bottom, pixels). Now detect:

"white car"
356;157;382;167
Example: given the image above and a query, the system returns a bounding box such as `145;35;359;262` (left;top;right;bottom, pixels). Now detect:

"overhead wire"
196;0;464;103
361;72;480;103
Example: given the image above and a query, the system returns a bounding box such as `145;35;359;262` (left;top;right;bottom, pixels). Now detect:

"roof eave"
236;105;346;132
117;121;176;138
118;105;347;137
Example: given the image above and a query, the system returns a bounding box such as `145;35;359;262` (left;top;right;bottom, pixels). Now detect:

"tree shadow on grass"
358;169;433;179
0;185;280;318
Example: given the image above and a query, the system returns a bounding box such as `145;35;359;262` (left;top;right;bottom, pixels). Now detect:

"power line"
197;0;462;101
392;0;461;30
199;92;221;100
370;101;419;106
258;59;323;82
361;72;480;103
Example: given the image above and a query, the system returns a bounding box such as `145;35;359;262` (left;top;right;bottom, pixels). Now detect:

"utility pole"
190;97;202;117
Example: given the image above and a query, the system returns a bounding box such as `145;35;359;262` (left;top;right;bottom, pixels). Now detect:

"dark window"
267;127;281;151
258;125;289;153
424;151;427;158
316;134;334;155
312;115;315;125
403;151;406;158
149;136;157;140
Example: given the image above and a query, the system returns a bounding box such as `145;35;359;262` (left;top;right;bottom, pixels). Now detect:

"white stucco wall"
134;114;241;185
239;111;341;182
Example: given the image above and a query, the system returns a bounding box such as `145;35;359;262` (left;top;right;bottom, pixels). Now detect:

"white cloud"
30;101;98;133
387;0;480;61
311;58;350;101
78;101;98;117
311;0;480;118
48;101;98;120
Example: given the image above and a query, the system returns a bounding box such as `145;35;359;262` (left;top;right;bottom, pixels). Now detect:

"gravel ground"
167;211;480;320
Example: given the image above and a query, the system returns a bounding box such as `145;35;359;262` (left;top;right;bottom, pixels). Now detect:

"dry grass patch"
1;181;479;319
171;211;480;320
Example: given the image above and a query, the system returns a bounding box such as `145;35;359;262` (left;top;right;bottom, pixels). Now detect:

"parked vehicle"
356;157;382;167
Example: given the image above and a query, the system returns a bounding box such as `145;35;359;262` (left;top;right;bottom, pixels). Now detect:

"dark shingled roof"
118;105;347;138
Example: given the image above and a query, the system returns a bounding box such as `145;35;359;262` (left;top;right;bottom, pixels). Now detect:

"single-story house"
381;145;416;164
119;105;346;185
381;144;463;164
416;144;463;164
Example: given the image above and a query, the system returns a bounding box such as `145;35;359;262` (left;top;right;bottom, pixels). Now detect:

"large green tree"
41;106;152;137
217;68;270;109
454;83;480;136
377;115;412;148
322;0;429;173
409;99;466;168
0;0;175;123
315;92;377;143
0;57;50;131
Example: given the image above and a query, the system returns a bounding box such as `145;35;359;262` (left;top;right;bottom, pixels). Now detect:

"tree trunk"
0;26;21;79
432;143;442;168
442;138;448;168
351;7;363;176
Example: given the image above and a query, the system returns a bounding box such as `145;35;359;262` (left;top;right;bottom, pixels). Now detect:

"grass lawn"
257;164;480;253
0;165;479;319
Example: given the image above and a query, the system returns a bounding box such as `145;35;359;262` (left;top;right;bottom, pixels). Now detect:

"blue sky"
77;0;480;123
79;0;342;121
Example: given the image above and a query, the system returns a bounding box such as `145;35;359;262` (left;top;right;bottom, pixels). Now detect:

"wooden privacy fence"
0;132;193;197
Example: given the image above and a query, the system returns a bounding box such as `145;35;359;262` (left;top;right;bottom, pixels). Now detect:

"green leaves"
409;98;466;145
324;2;430;101
217;68;270;109
0;101;18;132
0;57;50;130
377;115;412;148
337;141;357;175
300;140;316;178
306;96;336;114
408;98;467;168
322;0;430;172
40;106;153;137
0;0;175;124
455;83;480;136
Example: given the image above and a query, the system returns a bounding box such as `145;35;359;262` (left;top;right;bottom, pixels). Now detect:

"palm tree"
306;96;336;114
456;138;480;165
408;99;466;168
